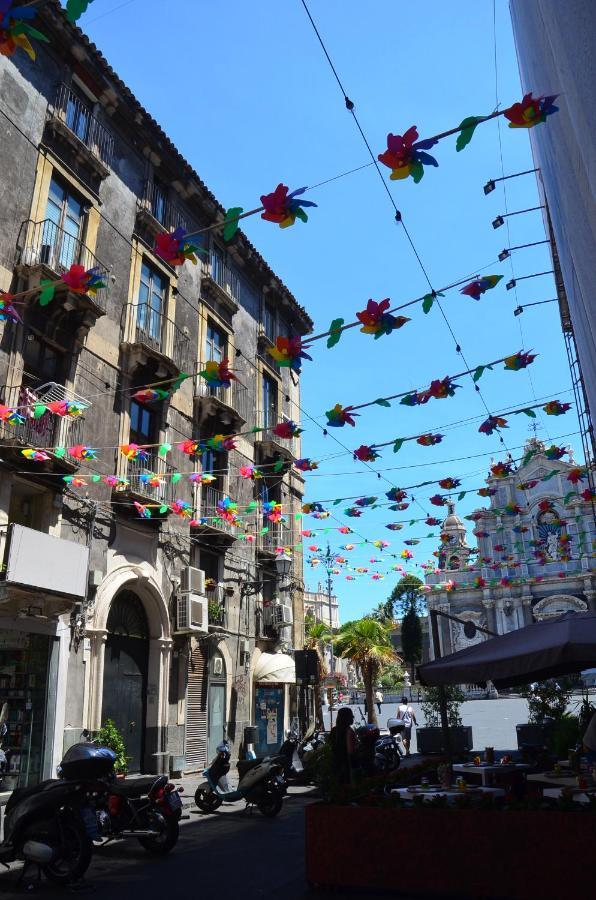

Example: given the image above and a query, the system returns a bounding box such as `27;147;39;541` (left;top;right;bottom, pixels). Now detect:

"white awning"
253;652;296;684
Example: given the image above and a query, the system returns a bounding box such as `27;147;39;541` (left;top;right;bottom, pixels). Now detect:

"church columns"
481;597;497;633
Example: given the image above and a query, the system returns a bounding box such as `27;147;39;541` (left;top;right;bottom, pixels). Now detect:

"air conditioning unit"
267;602;293;628
180;566;205;595
175;593;208;634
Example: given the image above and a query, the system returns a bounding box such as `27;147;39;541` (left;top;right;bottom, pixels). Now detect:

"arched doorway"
207;649;227;762
102;592;149;772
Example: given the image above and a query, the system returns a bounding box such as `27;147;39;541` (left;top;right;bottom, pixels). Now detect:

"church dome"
442;502;466;532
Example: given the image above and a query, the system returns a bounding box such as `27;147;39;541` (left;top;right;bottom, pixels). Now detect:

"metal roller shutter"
185;641;208;771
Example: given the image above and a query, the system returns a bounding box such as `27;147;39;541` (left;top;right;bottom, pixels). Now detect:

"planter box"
416;725;472;754
516;723;553;750
305;804;596;898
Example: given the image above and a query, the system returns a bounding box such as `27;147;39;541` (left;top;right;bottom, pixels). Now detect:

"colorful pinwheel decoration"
386;523;403;531
544;445;567;461
61;264;106;296
260;184;317;228
517;480;539;490
268;336;312;372
338;526;352;535
171;500;192;519
417;433;443;447
355;298;409;339
154;228;201;266
567;468;587;485
206;435;237;452
390;502;410;511
0;2;48;60
103;475;129;490
477;487;497;497
543;401;571;416
503;502;523;517
0;405;24;426
373;540;390;550
343;543;355;550
429;494;447;506
425;517;442;526
504;93;558;129
460;275;503;301
438;477;461;490
63;476;86;487
133;501;152;519
353;444;380;462
538;499;556;513
139;473;162;489
503;350;537;371
344;507;363;518
120;443;149;462
403;539;420;547
401;549;414;560
479;416;508;435
490;461;513;478
272;420;302;439
378;126;438;183
420;377;460;403
21;448;50;462
217;496;238;525
68;444;98;461
132;388;170;403
239;465;262;480
474;577;486;589
264;501;283;523
294;458;318;472
199;358;238;389
386;488;407;503
326;404;358;428
345;575;355;581
355;496;377;507
312;511;330;520
0;292;22;323
303;503;325;514
580;488;596;502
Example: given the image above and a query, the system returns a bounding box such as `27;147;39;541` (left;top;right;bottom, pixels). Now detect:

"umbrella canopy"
417;610;596;688
253;652;296;684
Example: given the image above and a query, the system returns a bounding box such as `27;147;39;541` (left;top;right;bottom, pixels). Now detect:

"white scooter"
194;740;287;817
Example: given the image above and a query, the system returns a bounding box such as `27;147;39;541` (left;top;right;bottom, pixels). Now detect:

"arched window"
448;556;460;570
107;591;149;638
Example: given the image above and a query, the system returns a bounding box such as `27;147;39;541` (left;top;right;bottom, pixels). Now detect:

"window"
205;321;227;363
43;176;84;271
262;373;278;428
199;549;221;584
150;176;167;225
22;334;62;383
137;262;167;343
201;447;225;492
65;85;92;145
130;400;155;444
263;303;275;341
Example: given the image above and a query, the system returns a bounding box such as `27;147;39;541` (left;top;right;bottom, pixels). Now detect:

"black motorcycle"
277;725;327;782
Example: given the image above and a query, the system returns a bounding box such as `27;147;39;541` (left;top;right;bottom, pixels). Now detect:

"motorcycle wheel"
194;786;223;813
138;817;179;855
257;796;283;817
28;814;93;885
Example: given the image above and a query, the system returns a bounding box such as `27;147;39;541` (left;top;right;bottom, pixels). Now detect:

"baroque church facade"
424;439;596;658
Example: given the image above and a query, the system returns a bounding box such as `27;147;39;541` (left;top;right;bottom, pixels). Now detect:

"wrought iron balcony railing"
194;361;252;423
51;83;114;168
137;180;193;233
16;219;109;314
198;485;237;536
124;452;178;505
257;523;291;555
203;249;241;306
123;303;190;371
256;408;301;459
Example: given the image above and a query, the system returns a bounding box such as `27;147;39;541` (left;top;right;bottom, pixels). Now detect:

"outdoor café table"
542;786;594;804
452;762;531;787
392;785;506;803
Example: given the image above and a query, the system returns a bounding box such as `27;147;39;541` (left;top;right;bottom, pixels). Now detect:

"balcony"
193;485;237;541
257;523;292;556
121;303;190;375
46;83;114;177
16;219;109;318
255;409;301;462
121;452;178;507
201;250;241;313
206;584;228;631
135;180;194;239
194;361;251;430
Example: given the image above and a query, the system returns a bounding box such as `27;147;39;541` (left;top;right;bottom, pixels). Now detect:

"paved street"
323;697;533;752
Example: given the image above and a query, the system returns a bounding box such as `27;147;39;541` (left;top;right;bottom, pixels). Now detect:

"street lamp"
275;552;292;580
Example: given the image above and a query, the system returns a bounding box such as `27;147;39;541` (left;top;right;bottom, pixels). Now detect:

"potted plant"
96;718;128;776
516;680;571;752
416;685;472;754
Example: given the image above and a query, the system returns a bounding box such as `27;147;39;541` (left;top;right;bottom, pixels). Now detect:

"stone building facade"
0;4;311;787
425;440;596;660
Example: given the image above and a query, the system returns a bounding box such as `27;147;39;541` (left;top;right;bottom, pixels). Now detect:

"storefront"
252;651;295;758
0;627;60;789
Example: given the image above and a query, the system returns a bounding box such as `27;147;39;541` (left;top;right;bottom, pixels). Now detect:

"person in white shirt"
397;696;417;756
374;689;383;715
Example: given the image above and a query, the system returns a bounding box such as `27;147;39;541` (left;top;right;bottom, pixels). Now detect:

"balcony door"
205;321;226;363
64;85;92;145
137;262;166;348
262;373;278;429
43;177;84;271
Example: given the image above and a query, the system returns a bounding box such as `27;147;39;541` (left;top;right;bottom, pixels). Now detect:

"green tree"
401;605;423;678
369;602;393;624
387;574;425;616
304;615;332;730
387;575;424;681
421;686;465;727
333;618;396;725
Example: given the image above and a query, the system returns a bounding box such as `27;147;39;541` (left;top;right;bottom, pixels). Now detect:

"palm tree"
304;617;332;730
333;618;397;725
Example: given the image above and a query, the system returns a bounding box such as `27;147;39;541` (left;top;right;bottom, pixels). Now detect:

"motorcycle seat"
236;759;264;778
4;779;60;813
109;776;163;798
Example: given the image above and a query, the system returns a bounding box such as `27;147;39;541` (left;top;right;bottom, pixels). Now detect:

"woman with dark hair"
329;706;358;784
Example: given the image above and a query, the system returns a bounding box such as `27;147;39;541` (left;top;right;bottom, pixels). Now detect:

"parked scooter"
195;740;287;817
58;740;184;855
277;723;326;782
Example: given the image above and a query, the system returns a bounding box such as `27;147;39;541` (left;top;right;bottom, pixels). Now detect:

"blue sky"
74;0;578;620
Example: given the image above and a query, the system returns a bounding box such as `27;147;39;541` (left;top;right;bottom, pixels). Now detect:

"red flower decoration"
438;477;461;490
425;517;441;526
260;184;317;228
354;444;380;462
272;420;302;439
417;433;443;447
504;93;558;129
429;494;447;507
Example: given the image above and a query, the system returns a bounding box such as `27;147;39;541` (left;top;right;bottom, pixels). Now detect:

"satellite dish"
463;621;477;639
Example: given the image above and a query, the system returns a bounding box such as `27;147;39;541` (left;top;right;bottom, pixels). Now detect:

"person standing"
397;695;417;756
375;688;384;715
329;706;358;784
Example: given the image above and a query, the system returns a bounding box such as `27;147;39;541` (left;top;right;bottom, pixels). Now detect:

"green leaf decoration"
22;25;50;42
374;398;391;407
326;318;345;349
564;491;578;504
92;474;101;483
273;460;285;473
158;443;171;458
246;501;257;512
519;408;537;418
39;280;56;307
393;439;404;453
458;491;466;501
171;473;182;484
223;207;243;242
169;373;191;393
259;527;269;535
33;403;47;419
159;505;169;514
409;520;415;526
53;447;66;458
521;450;537;467
251;426;264;434
422;294;434;314
542;470;559;481
294;513;301;521
66;0;94;22
455;116;483;152
410;160;425;184
333;499;342;506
